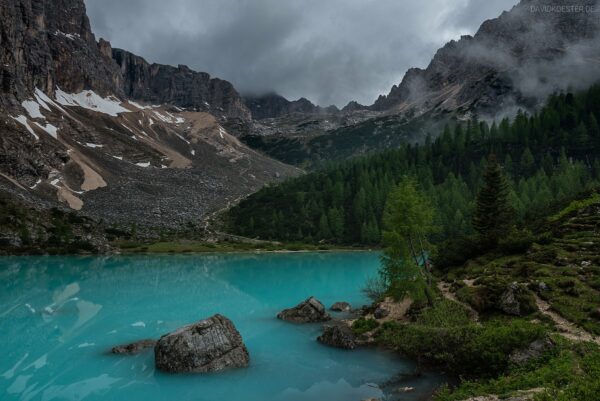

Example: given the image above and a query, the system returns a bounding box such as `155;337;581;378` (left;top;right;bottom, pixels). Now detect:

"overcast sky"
85;0;518;107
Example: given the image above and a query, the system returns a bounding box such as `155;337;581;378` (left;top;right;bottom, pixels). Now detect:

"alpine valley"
3;1;600;400
1;0;599;252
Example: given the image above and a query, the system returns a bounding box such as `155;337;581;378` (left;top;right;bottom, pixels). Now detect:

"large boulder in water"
277;297;331;323
154;314;249;373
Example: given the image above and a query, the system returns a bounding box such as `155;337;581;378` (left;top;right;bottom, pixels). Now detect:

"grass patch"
113;240;364;254
548;192;600;222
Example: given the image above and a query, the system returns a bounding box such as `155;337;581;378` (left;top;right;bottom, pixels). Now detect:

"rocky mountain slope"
0;0;299;235
239;0;600;166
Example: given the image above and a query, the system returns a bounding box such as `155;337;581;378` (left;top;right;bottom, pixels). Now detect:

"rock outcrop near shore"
317;323;357;350
330;302;351;312
154;314;249;373
277;297;331;323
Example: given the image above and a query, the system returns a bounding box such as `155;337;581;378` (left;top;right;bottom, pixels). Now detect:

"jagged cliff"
0;0;123;106
372;0;600;117
0;0;250;119
113;48;251;120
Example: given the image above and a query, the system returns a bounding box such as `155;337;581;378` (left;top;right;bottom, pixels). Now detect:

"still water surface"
0;252;443;401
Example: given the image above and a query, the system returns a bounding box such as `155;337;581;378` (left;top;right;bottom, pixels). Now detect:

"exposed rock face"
317;323;357;350
154;314;249;373
277;297;331;323
330;302;352;312
374;306;391;319
509;336;555;365
244;93;338;120
0;0;123;107
113;49;251;121
0;0;249;120
111;339;156;355
372;0;600;118
498;282;535;316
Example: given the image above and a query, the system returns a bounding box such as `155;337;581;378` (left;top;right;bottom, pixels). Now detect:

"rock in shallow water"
111;339;156;355
154;314;250;373
277;297;331;323
317;323;357;349
330;301;352;312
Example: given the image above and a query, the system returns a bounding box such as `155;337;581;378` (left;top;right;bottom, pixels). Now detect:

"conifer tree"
519;147;535;176
380;177;436;301
472;154;513;246
319;213;331;239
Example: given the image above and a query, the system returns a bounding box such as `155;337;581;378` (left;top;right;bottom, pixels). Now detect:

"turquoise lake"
0;252;444;401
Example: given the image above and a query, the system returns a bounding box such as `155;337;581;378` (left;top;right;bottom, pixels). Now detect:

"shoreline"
0;247;378;258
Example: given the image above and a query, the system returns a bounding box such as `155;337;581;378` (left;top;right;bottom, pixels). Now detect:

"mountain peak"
371;0;600;118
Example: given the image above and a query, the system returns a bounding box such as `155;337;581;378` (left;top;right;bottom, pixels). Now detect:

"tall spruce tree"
472;154;513;246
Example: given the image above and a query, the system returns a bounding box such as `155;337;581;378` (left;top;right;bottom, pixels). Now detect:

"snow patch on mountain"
11;116;38;140
55;88;130;117
22;100;44;119
34;122;58;139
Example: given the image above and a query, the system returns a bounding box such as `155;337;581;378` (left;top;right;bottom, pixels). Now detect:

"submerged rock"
317;323;357;349
154;314;249;373
111;339;156;355
330;302;352;312
277;297;331;323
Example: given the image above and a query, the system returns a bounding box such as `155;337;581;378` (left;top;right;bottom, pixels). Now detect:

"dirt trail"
0;173;28;191
534;294;600;345
437;281;480;321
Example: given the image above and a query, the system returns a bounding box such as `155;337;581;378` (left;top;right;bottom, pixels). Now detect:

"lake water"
0;252;444;401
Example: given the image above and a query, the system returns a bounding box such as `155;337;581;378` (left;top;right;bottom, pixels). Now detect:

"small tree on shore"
472;154;513;247
380;176;437;302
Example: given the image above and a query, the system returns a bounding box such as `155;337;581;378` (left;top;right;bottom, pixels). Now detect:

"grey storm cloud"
84;0;518;107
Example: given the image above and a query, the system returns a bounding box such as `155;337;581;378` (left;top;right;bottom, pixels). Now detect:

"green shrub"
378;318;546;377
417;300;472;327
434;341;600;401
434;236;484;271
351;317;379;334
499;229;535;255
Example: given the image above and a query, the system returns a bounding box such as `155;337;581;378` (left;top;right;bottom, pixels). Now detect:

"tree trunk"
408;235;420;266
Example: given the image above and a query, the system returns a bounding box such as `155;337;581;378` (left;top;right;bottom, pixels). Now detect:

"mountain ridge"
372;0;600;117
